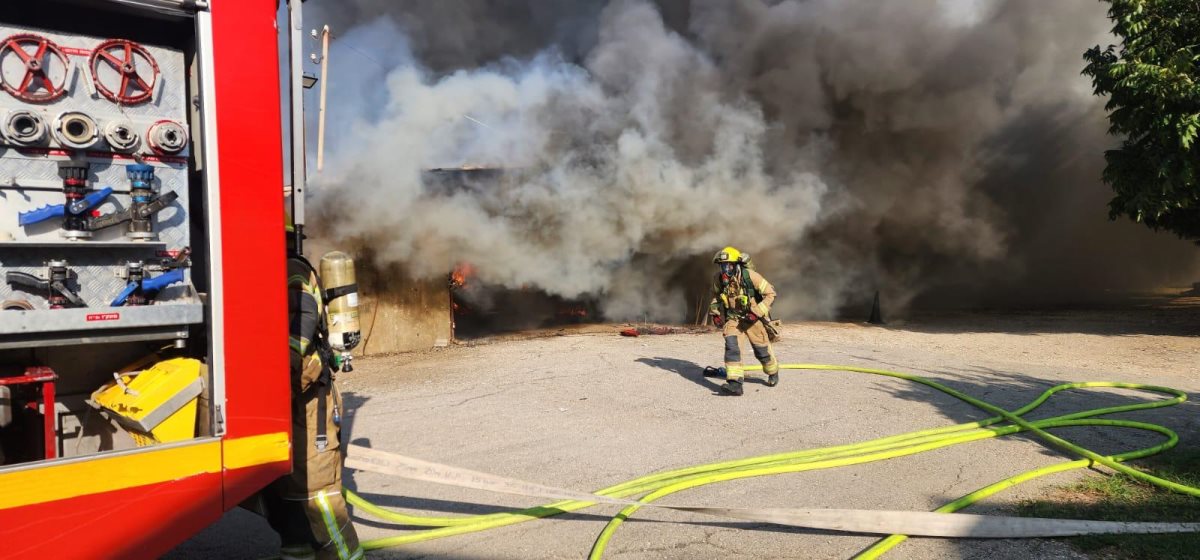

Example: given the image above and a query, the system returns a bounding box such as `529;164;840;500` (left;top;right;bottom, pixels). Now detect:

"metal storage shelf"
0;303;202;334
0;324;194;350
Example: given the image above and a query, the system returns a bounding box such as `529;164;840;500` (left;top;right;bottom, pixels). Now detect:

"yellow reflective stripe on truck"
0;432;288;509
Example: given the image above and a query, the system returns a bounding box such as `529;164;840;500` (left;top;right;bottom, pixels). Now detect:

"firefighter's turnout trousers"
711;267;779;383
265;380;360;560
722;318;778;382
262;257;363;560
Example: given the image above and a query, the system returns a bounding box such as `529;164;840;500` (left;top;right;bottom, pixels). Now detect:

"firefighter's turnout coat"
710;267;779;382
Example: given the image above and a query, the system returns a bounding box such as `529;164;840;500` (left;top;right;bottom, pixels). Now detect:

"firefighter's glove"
711;313;724;328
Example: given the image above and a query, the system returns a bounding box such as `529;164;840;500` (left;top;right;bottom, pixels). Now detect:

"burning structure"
316;168;615;351
433;168;604;339
450;260;599;338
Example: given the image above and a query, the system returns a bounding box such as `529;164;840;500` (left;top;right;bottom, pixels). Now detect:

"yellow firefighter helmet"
713;246;746;264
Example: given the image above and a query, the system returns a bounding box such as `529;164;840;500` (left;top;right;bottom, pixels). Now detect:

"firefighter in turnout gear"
260;221;363;560
708;246;779;396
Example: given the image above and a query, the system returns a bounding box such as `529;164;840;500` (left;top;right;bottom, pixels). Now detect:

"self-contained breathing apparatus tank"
319;251;360;372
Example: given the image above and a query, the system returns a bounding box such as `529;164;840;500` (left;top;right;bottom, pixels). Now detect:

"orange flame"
450;262;476;288
557;305;589;318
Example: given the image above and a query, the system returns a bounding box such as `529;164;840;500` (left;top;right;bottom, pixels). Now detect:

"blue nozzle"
126;163;155;188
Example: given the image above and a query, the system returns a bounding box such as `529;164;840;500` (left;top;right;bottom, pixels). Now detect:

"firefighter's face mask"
720;262;737;276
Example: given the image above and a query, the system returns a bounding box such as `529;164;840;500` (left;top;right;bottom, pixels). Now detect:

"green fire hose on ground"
343;364;1199;558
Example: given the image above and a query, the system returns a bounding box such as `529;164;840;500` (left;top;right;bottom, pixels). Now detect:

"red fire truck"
0;1;308;556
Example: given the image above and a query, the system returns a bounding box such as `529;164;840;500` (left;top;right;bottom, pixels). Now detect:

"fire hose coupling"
146;120;187;154
104;120;141;153
111;247;190;307
3;109;48;146
53;112;100;150
5;260;85;309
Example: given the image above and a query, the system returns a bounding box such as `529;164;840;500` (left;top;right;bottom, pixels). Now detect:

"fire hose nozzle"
5;265;85;308
18;187;114;227
126;163;155;183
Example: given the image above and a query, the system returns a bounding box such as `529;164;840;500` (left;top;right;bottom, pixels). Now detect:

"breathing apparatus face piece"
720;262;738;277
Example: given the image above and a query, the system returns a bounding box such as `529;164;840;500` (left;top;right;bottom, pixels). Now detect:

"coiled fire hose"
342;364;1199;558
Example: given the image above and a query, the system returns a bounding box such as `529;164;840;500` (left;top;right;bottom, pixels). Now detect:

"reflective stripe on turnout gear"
315;490;354;559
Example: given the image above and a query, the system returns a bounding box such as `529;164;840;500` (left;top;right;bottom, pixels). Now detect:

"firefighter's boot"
720;379;744;396
752;343;779;387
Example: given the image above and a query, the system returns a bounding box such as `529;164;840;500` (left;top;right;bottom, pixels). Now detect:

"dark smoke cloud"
308;1;606;71
304;0;1200;321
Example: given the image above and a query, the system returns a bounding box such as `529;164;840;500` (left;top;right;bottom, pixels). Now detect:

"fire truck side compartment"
0;1;211;467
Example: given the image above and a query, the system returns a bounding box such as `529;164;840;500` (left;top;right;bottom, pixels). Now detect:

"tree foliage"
1083;0;1200;240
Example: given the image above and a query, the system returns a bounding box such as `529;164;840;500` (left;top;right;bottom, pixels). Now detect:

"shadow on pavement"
637;356;774;394
637;356;722;392
339;390;370;491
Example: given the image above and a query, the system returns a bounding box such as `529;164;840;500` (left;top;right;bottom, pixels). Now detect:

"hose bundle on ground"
345;364;1197;558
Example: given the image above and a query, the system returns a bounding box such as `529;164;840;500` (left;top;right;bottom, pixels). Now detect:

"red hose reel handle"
89;38;160;105
0;34;70;103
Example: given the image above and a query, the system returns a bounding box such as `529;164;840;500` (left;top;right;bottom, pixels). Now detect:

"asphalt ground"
168;304;1200;559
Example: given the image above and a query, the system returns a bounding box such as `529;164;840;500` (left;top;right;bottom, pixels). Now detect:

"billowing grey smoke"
307;0;1199;322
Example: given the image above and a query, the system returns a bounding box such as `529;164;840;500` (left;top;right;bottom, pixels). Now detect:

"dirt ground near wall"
168;297;1200;560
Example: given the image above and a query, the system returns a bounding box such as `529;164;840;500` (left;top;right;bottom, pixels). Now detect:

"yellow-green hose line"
855;419;1180;559
586;416;1181;559
349;422;1009;532
590;367;1191;559
346;364;1195;559
349;377;1179;529
348;378;1125;527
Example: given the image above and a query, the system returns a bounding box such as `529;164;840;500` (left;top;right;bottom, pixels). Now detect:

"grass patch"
1014;450;1200;559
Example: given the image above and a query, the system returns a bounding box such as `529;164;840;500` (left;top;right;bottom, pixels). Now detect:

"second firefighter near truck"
707;246;781;396
245;220;364;560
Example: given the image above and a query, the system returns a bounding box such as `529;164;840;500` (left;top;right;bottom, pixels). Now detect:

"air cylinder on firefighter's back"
320;251;360;370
